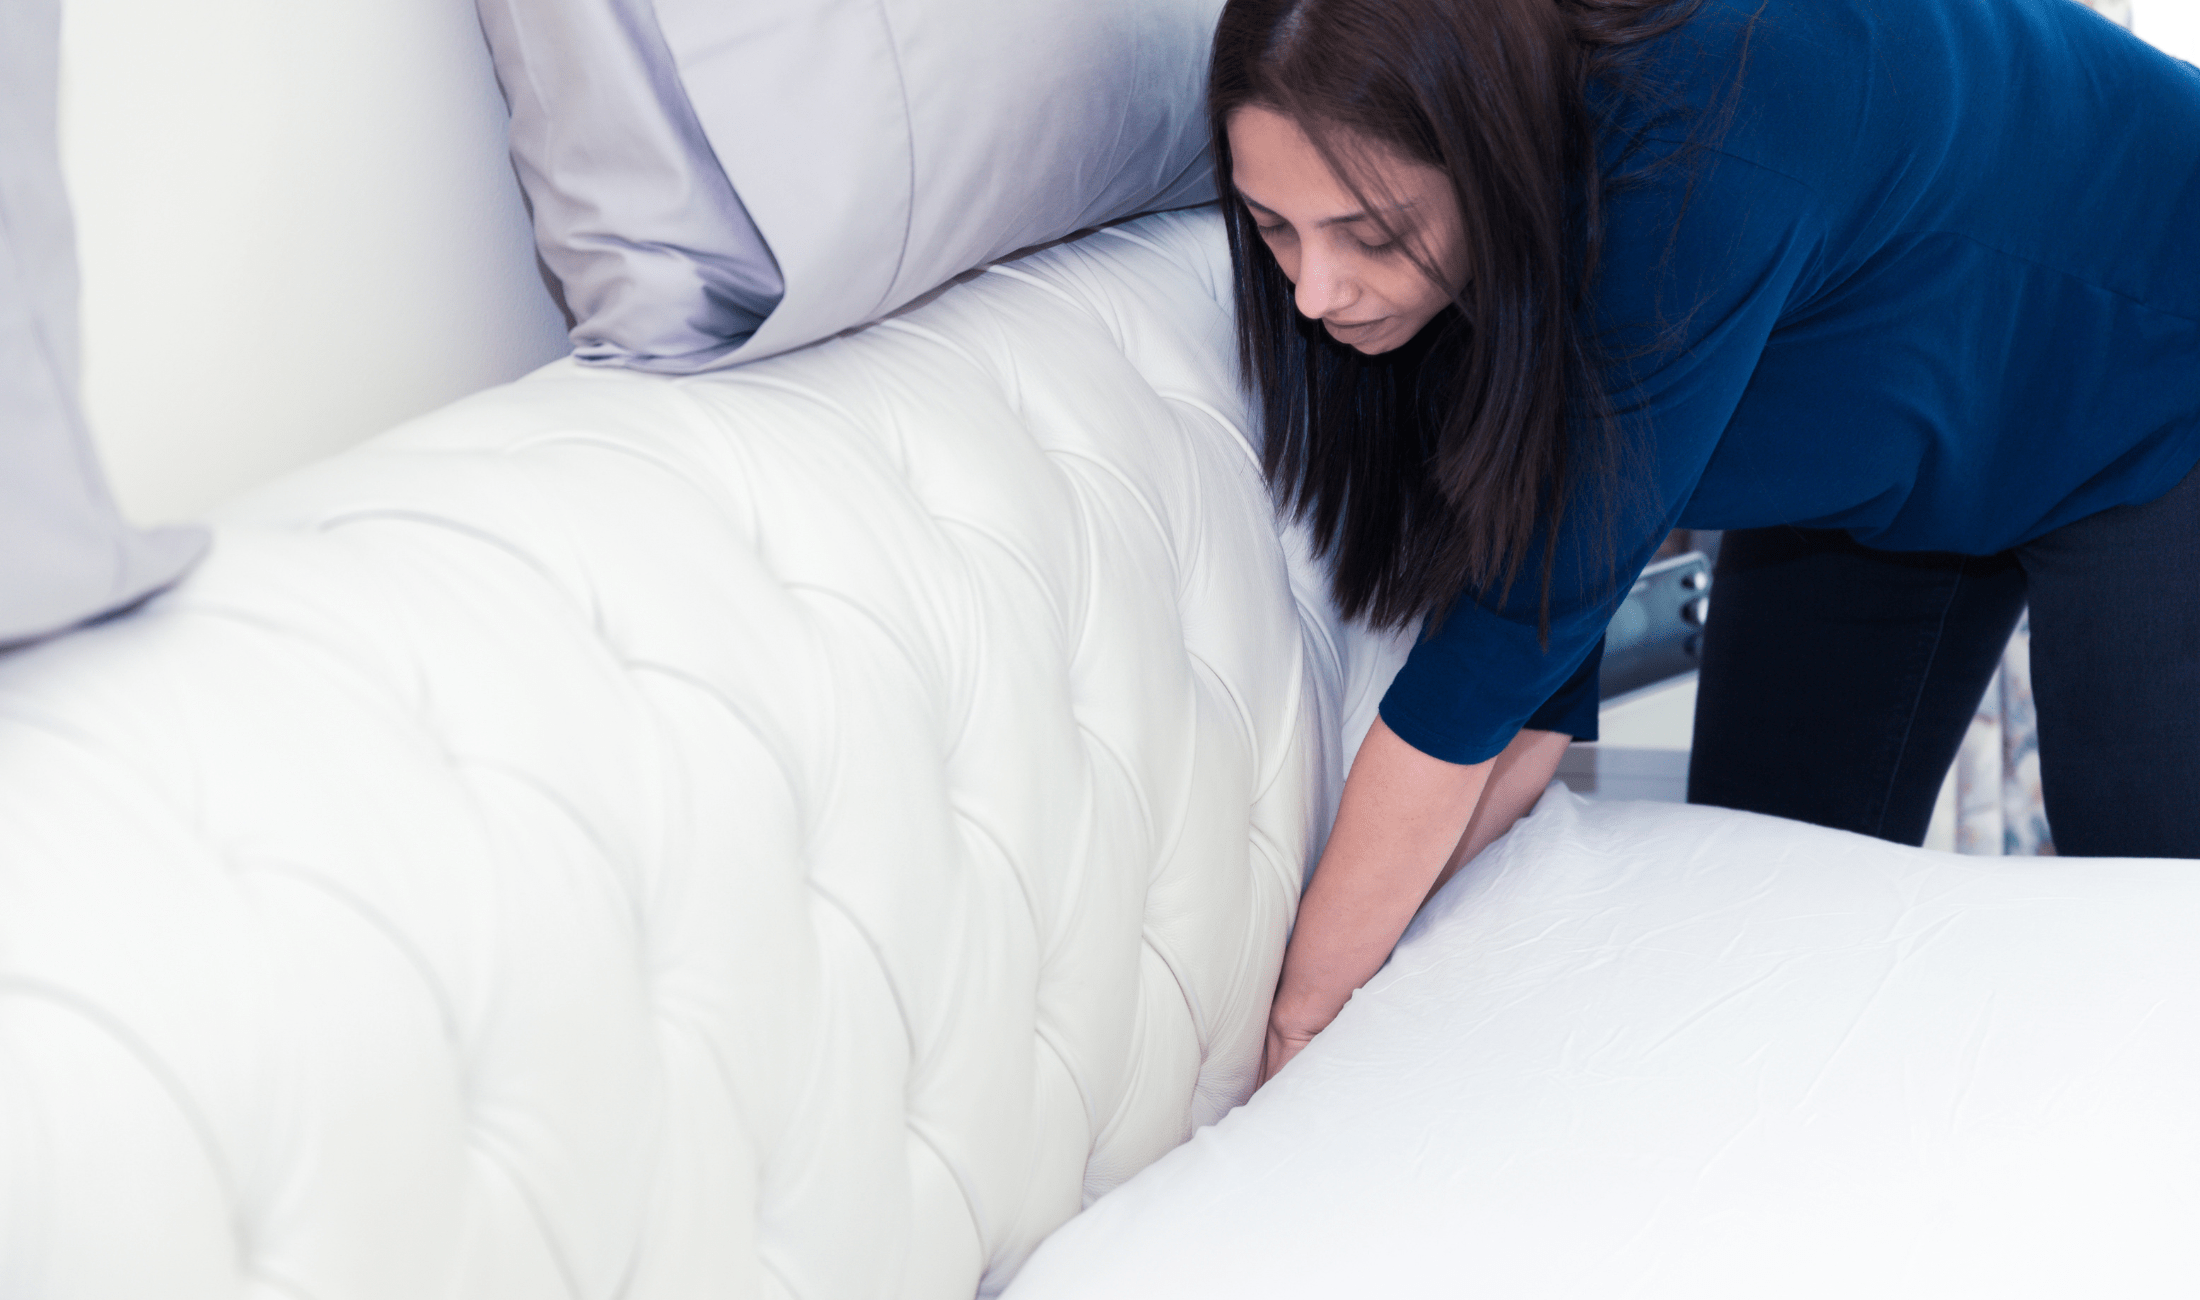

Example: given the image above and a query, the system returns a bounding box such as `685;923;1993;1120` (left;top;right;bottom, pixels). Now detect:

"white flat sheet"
1006;789;2200;1298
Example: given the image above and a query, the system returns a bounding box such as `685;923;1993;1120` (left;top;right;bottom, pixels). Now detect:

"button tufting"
0;208;1379;1300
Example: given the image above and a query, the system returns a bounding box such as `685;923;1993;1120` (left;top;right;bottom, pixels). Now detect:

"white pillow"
483;0;1223;372
1005;791;2200;1298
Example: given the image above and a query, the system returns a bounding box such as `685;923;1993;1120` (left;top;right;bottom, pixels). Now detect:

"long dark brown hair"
1209;0;1715;634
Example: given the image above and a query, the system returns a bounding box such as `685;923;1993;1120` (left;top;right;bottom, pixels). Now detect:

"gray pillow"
1;0;204;650
474;0;784;373
478;0;1222;372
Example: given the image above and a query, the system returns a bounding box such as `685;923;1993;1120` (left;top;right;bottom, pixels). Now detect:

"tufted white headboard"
0;209;1404;1298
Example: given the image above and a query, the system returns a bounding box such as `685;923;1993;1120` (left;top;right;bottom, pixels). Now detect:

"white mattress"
1007;790;2200;1298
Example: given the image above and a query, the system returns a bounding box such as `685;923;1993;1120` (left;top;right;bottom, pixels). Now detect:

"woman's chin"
1341;331;1405;354
1326;322;1398;353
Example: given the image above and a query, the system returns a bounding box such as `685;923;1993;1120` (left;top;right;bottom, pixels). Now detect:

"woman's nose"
1293;243;1358;321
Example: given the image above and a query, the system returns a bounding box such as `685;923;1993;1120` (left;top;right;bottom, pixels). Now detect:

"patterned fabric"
1954;613;2057;855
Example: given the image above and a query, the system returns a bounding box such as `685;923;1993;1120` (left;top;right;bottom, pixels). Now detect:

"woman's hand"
1251;723;1571;1091
1259;1017;1320;1086
1255;718;1492;1089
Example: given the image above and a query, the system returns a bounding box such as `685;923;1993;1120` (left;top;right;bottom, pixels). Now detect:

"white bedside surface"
1597;673;1700;748
1557;675;1697;803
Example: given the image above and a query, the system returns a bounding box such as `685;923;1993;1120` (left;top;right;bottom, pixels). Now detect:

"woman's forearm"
1430;727;1572;898
1262;724;1573;1083
1267;718;1492;1046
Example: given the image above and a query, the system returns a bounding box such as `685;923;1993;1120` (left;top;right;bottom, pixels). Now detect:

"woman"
1212;0;2200;1085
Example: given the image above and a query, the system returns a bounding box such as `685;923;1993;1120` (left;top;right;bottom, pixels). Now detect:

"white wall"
2137;0;2200;59
58;0;571;526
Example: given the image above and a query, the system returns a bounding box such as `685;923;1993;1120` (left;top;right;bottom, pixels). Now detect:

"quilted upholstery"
0;209;1403;1299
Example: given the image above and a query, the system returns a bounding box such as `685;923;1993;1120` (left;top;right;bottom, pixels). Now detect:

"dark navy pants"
1688;460;2200;859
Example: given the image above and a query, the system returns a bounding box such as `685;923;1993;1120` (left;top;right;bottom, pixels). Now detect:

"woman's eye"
1356;238;1397;254
1255;222;1291;238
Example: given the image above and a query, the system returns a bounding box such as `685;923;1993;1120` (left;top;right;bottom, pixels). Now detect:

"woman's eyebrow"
1234;188;1420;227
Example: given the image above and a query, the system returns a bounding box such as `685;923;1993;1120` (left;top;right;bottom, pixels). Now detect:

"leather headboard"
0;209;1405;1298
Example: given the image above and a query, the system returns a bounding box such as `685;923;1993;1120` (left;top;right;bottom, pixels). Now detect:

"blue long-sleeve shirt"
1379;0;2200;765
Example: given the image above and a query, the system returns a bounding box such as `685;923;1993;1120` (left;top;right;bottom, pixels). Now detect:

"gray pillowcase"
1;0;204;650
479;0;1222;373
474;0;784;373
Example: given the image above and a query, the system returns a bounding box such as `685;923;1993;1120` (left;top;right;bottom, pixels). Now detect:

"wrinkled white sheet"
1006;789;2200;1298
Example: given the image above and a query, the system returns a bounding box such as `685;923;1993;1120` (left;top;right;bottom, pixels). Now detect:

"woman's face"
1226;105;1466;355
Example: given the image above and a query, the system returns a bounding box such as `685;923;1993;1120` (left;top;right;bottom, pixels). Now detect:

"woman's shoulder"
1610;0;2200;287
1622;0;2182;161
